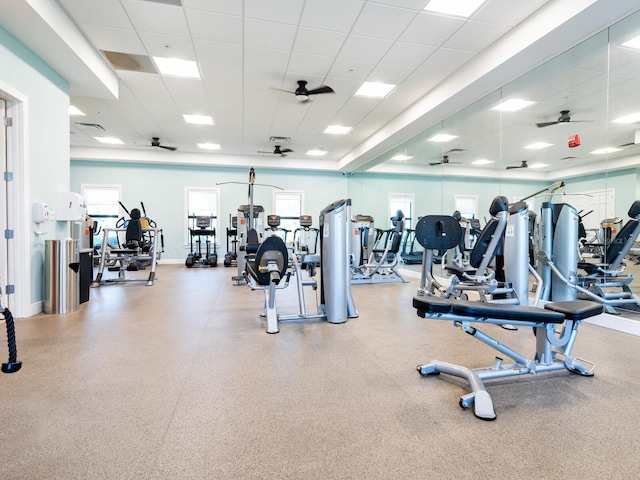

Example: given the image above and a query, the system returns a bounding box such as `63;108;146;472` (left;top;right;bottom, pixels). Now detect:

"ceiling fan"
258;145;293;157
536;110;591;128
429;148;464;166
150;137;177;151
271;80;335;102
506;160;528;170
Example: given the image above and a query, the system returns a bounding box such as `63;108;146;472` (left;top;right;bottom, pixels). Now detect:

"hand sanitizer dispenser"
56;192;87;221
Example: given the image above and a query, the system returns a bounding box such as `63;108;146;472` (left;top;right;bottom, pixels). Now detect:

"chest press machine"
412;215;603;421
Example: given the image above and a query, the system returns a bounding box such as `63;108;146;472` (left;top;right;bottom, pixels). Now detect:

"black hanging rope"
2;307;21;373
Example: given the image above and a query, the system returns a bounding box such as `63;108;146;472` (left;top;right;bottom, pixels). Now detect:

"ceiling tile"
367;64;415;85
138;32;196;59
182;0;242;15
380;41;436;68
443;20;511;53
338;35;394;64
123;0;190;37
59;0;131;28
186;10;243;43
244;18;297;51
352;3;419;40
400;12;464;46
193;39;242;66
287;53;335;77
368;0;428;9
300;0;364;33
419;47;476;73
244;47;291;72
244;0;305;25
293;27;347;57
328;58;376;81
163;77;208;104
199;63;242;84
79;24;144;54
474;0;551;27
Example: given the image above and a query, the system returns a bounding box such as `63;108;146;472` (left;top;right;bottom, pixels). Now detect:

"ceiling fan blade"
429;161;443;166
269;86;294;94
280;148;293;154
257;150;273;154
536;121;559;128
159;145;177;151
306;85;334;95
505;165;522;169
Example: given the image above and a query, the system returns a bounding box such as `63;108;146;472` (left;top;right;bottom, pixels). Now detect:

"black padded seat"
413;296;454;315
245;228;260;254
247;236;289;286
629;200;640;218
544;300;603;320
124;208;143;249
450;299;565;323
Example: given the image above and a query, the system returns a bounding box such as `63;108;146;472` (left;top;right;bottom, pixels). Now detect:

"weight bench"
412;214;603;420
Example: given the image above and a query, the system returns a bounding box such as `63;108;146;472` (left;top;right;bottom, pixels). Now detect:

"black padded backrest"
604;219;639;264
452;210;462;221
125;213;142;244
628;200;640;218
245;228;260;253
414;215;462;251
250;236;289;286
468;219;499;268
388;211;405;254
489;196;509;216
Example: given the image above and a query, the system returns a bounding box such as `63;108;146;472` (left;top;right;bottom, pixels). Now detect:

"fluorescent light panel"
591;147;622;154
94;137;123;144
529;163;548;169
428;134;458;142
153;57;200;78
391;154;412;161
621;35;640;50
424;0;486;17
612;112;640;124
69;105;85;116
307;150;327;156
198;143;220;150
471;159;494;165
183;114;213;125
491;99;535;112
355;82;396;98
525;142;553;149
325;125;351;135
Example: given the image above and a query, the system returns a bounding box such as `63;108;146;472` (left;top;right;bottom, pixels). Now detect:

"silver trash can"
44;239;80;314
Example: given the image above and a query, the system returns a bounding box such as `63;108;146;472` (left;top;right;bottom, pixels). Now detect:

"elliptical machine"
185;214;218;267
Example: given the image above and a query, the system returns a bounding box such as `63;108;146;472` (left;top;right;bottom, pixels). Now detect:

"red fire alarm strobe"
568;134;581;148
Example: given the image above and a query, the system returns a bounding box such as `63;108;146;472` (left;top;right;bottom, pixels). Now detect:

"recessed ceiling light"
525;142;553;149
94;137;123;145
612;112;640;124
198;143;220;150
69;105;85;116
591;147;622;154
621;35;640;50
529;163;549;169
391;154;412;161
354;82;396;98
183;114;214;125
153;57;200;78
307;150;328;156
428;134;458;142
471;159;494;165
325;125;352;135
491;99;535;112
424;0;486;18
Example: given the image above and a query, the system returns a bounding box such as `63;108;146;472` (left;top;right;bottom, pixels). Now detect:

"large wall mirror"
350;10;640;235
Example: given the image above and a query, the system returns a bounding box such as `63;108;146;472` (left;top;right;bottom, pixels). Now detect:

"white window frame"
388;193;414;229
184;187;220;246
454;194;478;220
272;190;304;240
80;183;123;226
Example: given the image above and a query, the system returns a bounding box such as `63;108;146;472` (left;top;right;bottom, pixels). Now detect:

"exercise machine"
400;227;424;265
350;210;407;284
244;199;358;333
91;202;163;287
223;215;238;268
185;214;218;267
412;214;603;420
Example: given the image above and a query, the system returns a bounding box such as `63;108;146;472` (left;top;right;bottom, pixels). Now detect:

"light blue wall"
70;161;348;260
0;26;70;305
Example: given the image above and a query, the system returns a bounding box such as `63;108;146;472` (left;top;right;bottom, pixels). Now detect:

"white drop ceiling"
2;0;640;179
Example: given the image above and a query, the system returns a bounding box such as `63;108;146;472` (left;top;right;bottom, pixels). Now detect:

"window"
389;193;413;229
81;184;122;248
454;195;478;219
185;188;219;245
273;190;303;242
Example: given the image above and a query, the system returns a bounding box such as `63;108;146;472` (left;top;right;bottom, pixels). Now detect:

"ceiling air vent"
73;123;106;131
101;51;158;74
269;136;291;144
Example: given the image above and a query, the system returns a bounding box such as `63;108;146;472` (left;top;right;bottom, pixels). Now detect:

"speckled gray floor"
1;263;639;479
